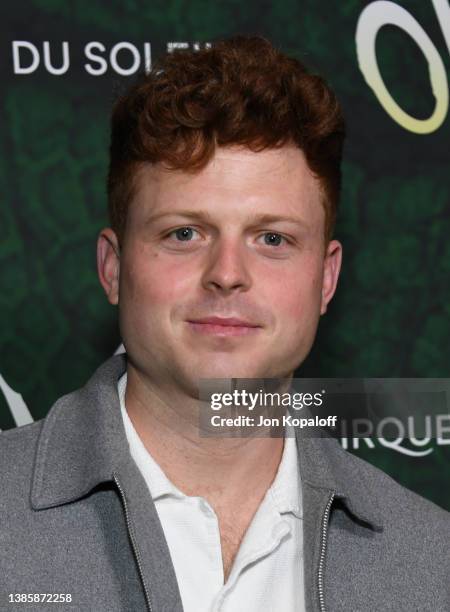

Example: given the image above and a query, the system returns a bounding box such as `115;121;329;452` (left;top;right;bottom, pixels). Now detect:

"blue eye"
262;232;285;246
171;227;197;241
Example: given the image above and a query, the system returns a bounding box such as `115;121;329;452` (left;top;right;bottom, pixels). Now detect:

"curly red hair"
107;36;345;244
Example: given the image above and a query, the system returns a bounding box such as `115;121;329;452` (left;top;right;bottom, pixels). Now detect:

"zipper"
113;472;153;612
317;492;335;612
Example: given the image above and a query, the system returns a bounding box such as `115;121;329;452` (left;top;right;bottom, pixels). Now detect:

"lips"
186;316;262;336
188;316;260;327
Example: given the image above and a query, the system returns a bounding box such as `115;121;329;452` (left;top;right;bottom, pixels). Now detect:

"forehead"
130;145;325;226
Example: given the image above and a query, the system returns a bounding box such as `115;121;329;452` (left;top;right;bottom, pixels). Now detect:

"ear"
320;239;342;315
97;228;121;305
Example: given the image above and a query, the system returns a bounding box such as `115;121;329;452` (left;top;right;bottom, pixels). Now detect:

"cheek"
264;260;324;320
121;247;196;307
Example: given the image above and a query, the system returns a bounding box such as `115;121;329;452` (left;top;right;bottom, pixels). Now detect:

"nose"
201;236;252;295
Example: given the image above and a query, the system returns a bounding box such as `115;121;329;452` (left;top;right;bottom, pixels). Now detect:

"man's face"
98;145;342;396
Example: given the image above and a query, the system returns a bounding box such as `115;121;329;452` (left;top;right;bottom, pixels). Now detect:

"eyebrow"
145;209;310;229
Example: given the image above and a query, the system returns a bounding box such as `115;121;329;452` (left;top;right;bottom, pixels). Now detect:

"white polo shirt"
118;374;305;611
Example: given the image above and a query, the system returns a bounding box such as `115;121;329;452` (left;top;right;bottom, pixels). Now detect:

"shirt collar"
269;425;302;519
119;373;303;517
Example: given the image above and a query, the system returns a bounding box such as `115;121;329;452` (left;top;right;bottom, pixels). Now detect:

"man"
1;36;448;612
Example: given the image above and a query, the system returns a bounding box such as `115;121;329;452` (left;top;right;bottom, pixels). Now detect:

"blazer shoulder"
0;418;44;444
0;420;44;484
334;441;450;526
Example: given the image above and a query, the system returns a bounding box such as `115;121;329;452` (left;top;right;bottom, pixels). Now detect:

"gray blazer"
1;355;449;611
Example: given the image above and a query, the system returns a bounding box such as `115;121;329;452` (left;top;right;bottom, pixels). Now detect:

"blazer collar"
31;354;129;510
295;429;384;529
31;353;383;528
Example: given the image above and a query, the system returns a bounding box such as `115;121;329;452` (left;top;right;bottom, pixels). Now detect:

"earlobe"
320;240;342;315
97;228;121;305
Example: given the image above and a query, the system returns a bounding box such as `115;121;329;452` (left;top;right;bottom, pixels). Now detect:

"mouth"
186;316;262;337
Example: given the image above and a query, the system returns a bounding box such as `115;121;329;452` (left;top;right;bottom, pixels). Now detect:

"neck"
124;363;285;508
